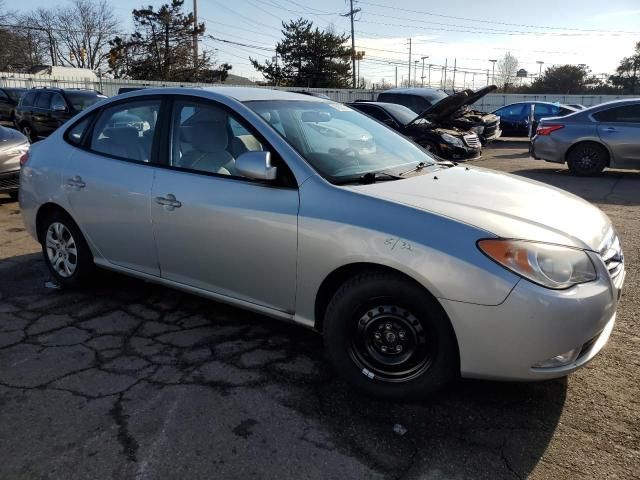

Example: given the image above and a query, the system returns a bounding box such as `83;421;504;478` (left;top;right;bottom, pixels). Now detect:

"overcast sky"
6;0;640;88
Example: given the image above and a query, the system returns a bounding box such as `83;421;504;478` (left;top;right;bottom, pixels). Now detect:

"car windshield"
245;100;436;182
6;89;26;102
64;91;106;111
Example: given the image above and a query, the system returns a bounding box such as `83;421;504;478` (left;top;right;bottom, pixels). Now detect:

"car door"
594;104;640;168
494;104;527;135
0;90;11;124
48;92;70;133
63;97;163;276
150;97;299;313
32;92;53;137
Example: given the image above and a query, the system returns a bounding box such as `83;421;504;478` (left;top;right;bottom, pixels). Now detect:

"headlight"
478;239;597;289
6;143;29;157
472;126;485;135
440;133;464;147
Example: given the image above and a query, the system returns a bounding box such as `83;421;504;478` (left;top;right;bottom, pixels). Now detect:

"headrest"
190;121;228;153
103;127;139;143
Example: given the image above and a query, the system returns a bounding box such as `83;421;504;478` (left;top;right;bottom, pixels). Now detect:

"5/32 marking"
384;237;413;252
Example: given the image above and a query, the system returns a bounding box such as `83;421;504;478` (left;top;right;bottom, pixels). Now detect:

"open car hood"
411;85;497;124
463;85;497;107
410;90;470;124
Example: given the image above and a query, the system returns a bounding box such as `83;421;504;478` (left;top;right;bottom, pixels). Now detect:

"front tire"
323;272;459;400
567;143;607;176
40;211;94;288
8;191;18;201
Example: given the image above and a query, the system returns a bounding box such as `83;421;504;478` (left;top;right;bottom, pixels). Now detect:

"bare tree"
21;0;118;71
497;52;519;89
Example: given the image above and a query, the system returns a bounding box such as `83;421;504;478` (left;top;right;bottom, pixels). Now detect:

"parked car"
117;87;146;95
377;86;501;143
348;101;481;160
0;87;27;127
531;98;640;176
567;104;587;110
14;88;107;141
0;126;29;200
492;102;578;137
20;87;624;399
291;91;332;100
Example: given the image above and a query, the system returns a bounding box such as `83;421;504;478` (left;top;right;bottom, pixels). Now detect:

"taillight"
536;124;564;136
19;152;29;166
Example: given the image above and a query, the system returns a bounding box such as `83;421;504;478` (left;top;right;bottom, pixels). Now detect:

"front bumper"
0;170;19;193
437;143;481;161
440;251;623;381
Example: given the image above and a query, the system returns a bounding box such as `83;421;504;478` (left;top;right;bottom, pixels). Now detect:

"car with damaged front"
348;101;481;161
0;126;29;200
377;86;501;144
20;88;624;399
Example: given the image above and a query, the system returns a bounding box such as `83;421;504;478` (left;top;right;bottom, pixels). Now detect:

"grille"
463;134;480;148
0;173;19;191
600;231;624;279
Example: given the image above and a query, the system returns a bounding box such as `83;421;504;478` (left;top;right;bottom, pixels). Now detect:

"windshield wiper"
333;171;403;185
398;161;430;176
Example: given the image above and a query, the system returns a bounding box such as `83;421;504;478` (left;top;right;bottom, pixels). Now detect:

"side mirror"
235;151;277;181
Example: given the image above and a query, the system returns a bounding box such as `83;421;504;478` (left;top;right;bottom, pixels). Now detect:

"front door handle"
155;193;182;211
603;127;616;132
65;175;85;190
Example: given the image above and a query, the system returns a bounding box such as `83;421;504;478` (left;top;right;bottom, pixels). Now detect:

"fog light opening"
532;347;581;369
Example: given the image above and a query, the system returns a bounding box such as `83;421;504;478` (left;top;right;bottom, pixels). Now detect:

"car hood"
413;85;497;123
350;166;610;250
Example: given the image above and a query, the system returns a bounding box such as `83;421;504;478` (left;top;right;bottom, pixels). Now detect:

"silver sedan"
20;88;624;399
532;98;640;175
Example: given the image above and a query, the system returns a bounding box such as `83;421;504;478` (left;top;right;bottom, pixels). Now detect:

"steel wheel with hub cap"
40;210;94;287
567;142;608;176
324;271;459;399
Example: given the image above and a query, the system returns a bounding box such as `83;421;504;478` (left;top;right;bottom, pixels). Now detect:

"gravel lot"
0;143;638;479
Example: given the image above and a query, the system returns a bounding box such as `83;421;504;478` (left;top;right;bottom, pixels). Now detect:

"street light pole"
414;60;419;87
536;60;544;78
489;59;497;85
420;56;428;87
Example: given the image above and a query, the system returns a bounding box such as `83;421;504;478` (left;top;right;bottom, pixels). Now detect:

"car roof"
116;86;332;103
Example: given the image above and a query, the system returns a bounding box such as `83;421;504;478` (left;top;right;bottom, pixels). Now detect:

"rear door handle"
65;175;85;190
155;193;182;211
603;127;616;132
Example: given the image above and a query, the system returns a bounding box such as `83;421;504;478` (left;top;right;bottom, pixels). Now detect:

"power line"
357;0;640;34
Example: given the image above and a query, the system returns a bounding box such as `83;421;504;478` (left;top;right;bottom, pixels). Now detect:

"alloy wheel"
45;222;78;278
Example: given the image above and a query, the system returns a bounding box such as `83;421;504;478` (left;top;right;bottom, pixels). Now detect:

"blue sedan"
493;102;578;137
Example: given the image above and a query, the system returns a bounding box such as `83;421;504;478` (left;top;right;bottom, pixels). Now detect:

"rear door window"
593;105;640;123
35;92;52;109
21;91;36;107
89;99;161;162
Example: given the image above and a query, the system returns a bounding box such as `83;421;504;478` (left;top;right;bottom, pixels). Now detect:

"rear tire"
567;143;607;176
40;210;94;288
8;191;18;201
323;272;459;400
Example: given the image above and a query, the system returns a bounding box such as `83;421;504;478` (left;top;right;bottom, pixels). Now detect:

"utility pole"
489;59;497;85
395;65;398;88
536;60;544;79
452;58;457;91
421;56;428;87
193;0;198;69
413;60;418;87
407;38;412;87
343;0;361;88
443;58;448;89
427;64;431;87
